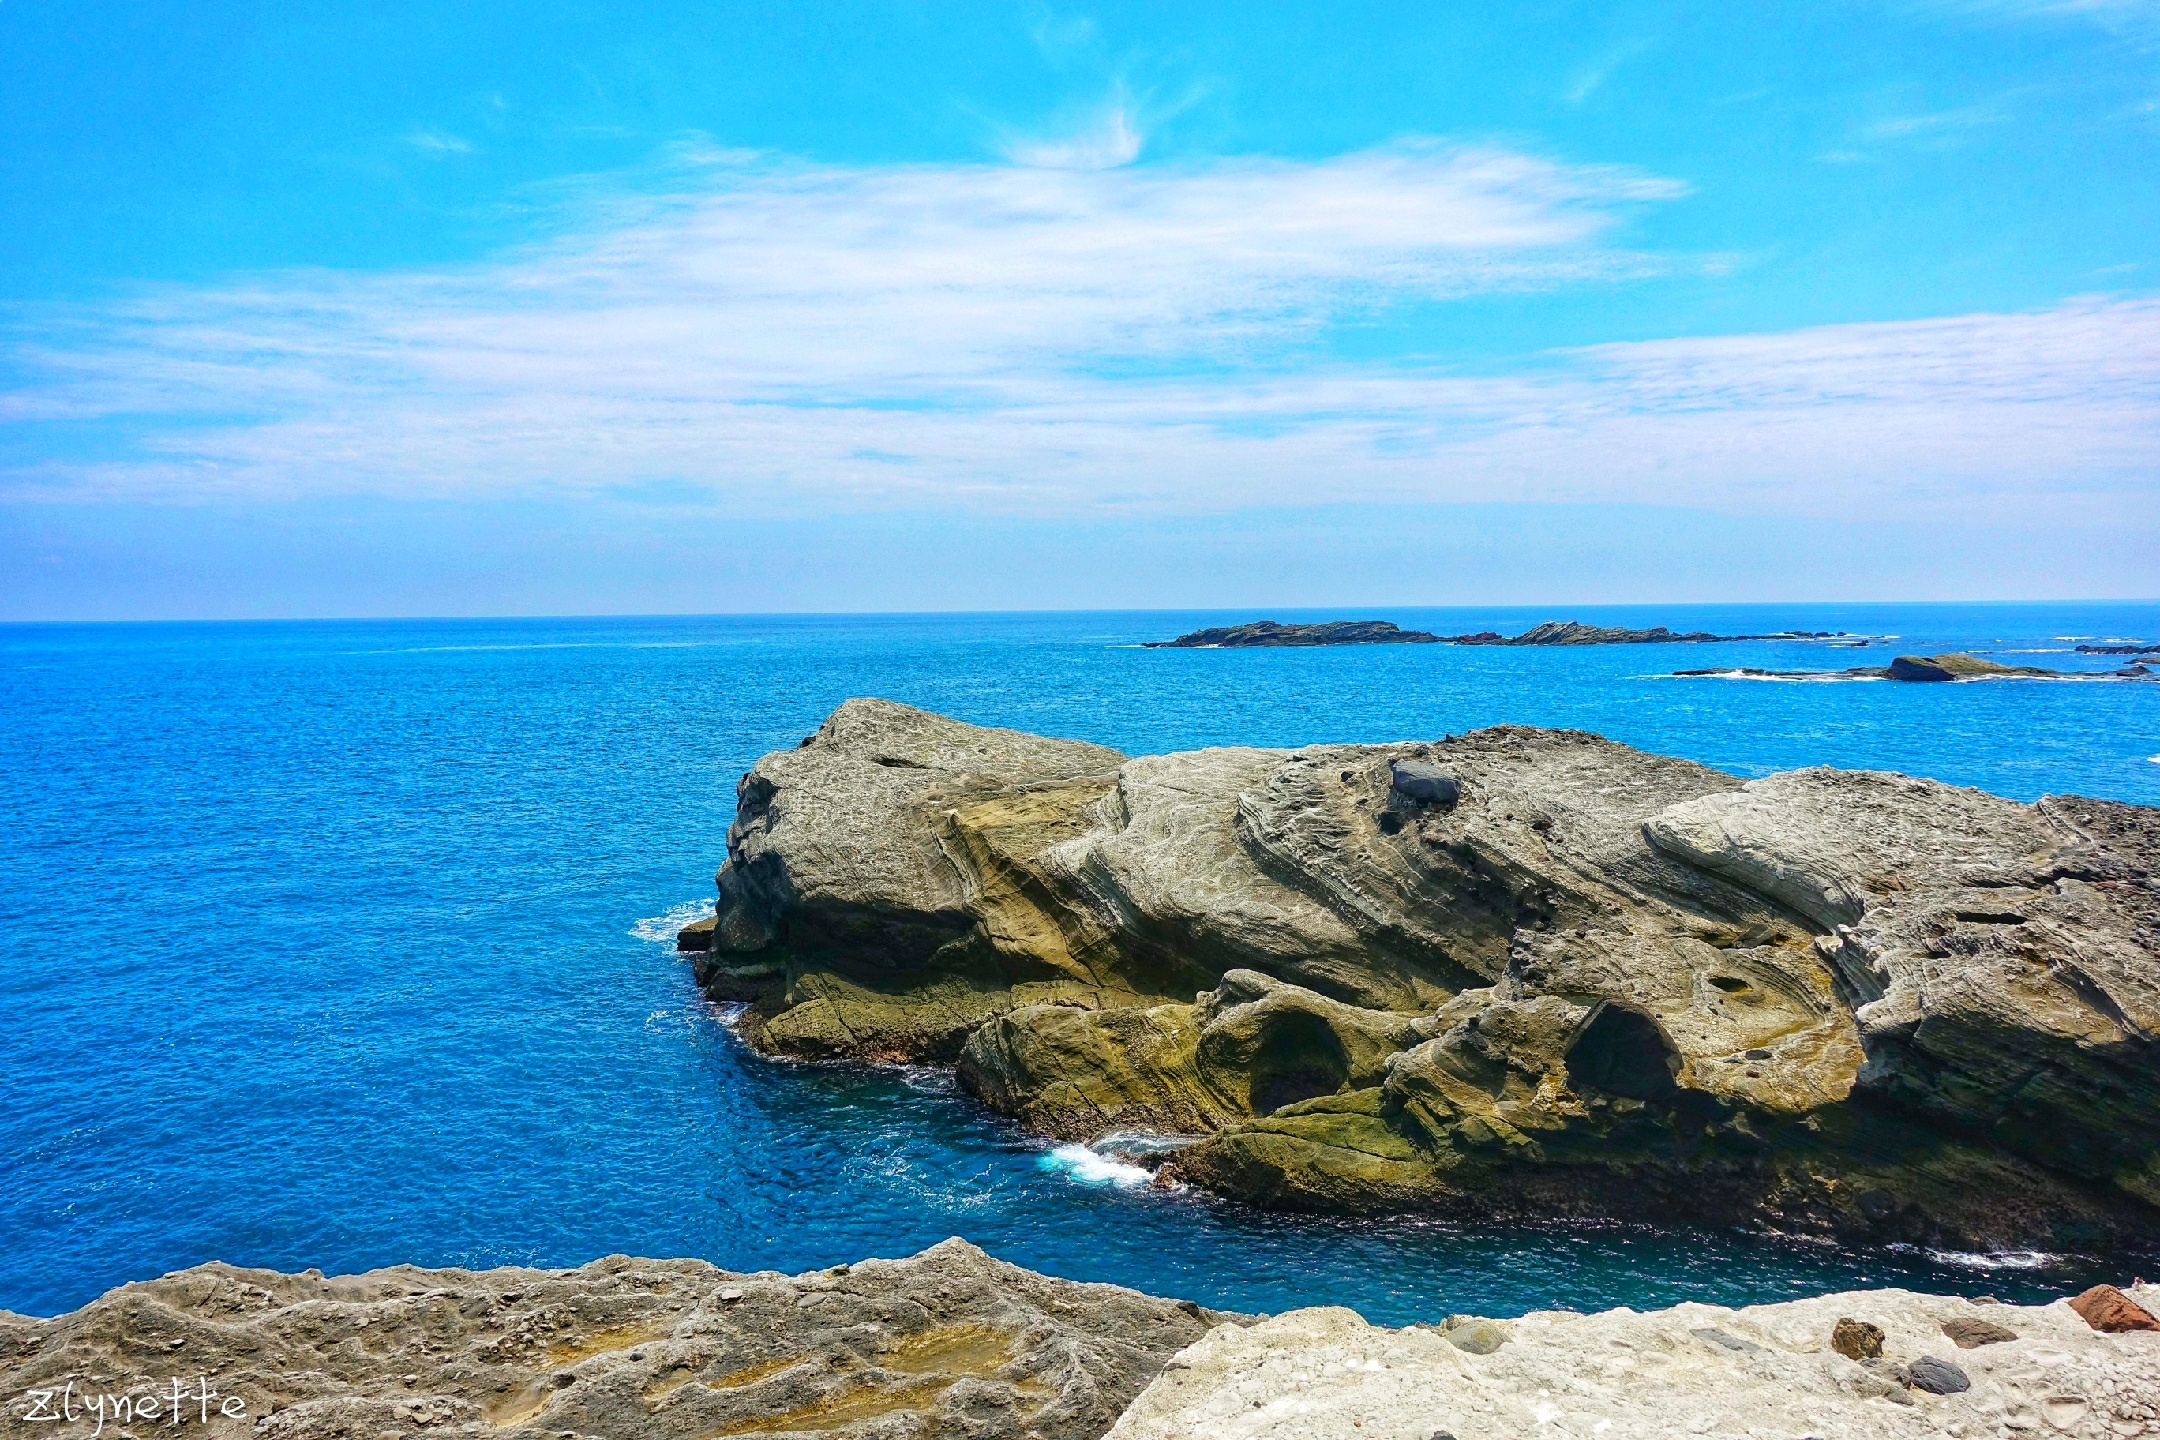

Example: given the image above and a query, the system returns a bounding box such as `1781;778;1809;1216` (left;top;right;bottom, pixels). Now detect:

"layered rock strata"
686;700;2160;1248
0;1240;1223;1440
1109;1282;2160;1440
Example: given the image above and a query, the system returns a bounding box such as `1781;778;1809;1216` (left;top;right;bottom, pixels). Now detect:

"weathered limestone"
690;700;2160;1247
0;1240;1225;1440
1107;1283;2160;1440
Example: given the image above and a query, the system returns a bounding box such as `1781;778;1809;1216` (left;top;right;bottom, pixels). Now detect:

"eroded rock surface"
0;1240;1225;1440
691;700;2160;1246
1107;1283;2160;1440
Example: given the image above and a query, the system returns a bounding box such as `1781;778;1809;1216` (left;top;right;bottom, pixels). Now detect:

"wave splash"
1038;1143;1154;1188
630;899;714;943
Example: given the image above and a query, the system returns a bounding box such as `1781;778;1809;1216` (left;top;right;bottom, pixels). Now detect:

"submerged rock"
690;700;2160;1247
0;1240;1228;1440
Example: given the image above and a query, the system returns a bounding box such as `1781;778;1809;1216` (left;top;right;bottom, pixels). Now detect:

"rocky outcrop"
1447;620;1800;646
690;700;2160;1248
1887;652;2055;682
1675;652;2155;682
1147;619;1826;648
0;1240;1226;1440
1144;620;1445;647
1109;1283;2160;1440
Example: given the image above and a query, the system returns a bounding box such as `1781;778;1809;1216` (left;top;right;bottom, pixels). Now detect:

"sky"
1;1;2156;618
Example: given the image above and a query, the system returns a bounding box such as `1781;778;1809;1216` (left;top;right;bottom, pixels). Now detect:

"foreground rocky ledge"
6;1252;2155;1439
685;700;2160;1249
0;1240;1223;1439
1111;1280;2160;1440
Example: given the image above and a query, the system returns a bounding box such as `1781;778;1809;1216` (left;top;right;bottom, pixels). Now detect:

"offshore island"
1142;618;1840;647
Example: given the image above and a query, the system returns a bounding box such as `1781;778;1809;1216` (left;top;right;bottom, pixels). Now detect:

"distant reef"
2080;642;2160;655
1675;652;2156;683
680;698;2160;1252
1145;618;1840;648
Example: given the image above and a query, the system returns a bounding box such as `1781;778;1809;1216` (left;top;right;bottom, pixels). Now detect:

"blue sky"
2;1;2155;618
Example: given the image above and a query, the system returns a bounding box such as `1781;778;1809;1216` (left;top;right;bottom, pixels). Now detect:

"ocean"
3;602;2157;1321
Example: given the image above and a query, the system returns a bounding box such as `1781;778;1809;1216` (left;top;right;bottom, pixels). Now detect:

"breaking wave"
1039;1143;1153;1188
630;899;715;943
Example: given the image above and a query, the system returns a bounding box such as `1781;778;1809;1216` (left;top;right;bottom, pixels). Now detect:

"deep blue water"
4;603;2158;1321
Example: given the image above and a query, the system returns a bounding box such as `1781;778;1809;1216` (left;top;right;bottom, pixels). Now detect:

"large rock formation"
686;700;2160;1248
0;1240;1224;1440
1109;1283;2160;1440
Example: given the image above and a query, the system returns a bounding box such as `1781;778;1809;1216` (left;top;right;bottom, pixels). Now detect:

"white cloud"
403;129;474;154
1;142;2152;527
1004;101;1145;169
1562;40;1655;106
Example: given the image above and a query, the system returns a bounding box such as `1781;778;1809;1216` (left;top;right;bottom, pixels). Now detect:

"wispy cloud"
2;143;2151;527
1002;96;1146;169
403;128;474;154
1822;101;2009;161
1562;40;1655;106
1855;104;2004;140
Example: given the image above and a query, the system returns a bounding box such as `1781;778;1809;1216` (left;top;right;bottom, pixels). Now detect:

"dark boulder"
1907;1355;1971;1395
1389;759;1460;806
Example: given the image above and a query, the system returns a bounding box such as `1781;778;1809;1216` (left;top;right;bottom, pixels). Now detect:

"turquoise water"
3;603;2157;1320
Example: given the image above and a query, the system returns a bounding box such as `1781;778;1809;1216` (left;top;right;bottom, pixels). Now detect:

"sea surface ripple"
3;603;2156;1318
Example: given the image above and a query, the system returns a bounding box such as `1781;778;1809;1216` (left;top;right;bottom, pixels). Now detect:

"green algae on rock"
687;699;2160;1250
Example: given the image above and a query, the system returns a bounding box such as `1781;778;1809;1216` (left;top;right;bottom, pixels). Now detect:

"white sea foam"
1656;670;1881;683
1923;1248;2061;1272
347;641;721;655
1039;1142;1153;1188
630;899;715;943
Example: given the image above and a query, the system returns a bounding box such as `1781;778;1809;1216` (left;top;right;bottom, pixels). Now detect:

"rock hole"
1565;1003;1681;1102
1708;976;1750;993
871;755;929;770
1247;1011;1351;1116
1377;811;1405;835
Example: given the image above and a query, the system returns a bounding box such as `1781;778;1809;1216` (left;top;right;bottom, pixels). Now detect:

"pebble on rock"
2068;1284;2160;1333
1941;1315;2018;1348
1830;1318;1884;1360
1438;1316;1507;1355
1906;1355;1971;1395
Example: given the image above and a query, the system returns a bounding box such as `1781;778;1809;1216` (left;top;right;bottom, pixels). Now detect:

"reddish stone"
2068;1285;2160;1333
